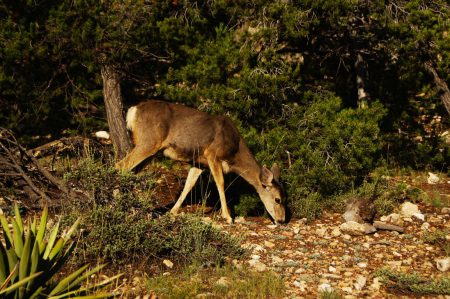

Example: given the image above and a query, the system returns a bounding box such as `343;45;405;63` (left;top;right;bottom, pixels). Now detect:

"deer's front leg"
206;157;233;224
170;167;203;215
115;144;159;171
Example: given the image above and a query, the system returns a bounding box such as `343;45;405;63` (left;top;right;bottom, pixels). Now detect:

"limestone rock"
163;259;173;269
339;221;376;236
427;172;440;184
436;257;450;272
400;202;420;218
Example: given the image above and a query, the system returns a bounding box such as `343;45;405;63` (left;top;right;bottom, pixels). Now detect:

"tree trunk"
424;61;450;116
101;64;132;160
355;53;370;109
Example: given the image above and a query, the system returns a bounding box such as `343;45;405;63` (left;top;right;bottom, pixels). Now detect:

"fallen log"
373;221;405;233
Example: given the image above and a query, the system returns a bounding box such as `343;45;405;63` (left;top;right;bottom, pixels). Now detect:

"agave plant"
0;204;120;298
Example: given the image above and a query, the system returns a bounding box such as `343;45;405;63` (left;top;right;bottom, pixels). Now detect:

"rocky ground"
207;201;450;298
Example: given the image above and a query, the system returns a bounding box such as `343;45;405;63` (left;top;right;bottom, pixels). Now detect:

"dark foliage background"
1;0;449;217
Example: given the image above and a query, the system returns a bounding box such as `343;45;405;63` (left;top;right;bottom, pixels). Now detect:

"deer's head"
259;163;286;224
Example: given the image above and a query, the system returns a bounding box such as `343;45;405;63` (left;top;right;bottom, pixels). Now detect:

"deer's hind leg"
115;143;161;171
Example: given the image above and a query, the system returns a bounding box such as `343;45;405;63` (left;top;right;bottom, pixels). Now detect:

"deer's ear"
271;163;280;181
260;165;274;186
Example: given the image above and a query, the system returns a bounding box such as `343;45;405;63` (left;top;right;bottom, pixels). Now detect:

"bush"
242;92;386;218
63;157;244;267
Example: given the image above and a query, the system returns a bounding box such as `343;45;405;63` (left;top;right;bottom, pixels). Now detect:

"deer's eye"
275;198;281;204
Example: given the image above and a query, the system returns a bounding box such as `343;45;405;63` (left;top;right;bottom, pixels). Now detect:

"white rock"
342;286;353;293
234;216;246;223
421;222;430;230
318;283;333;293
343;209;363;223
370;277;381;291
383;213;402;225
316;227;327;237
357;262;367;268
400;202;421;218
251;254;260;260
271;255;284;264
252;244;266;252
293;280;307;292
354;275;367;291
436;257;450;272
95;130;110;139
328;266;337;273
339;221;376;236
441;207;450;214
248;259;267;272
331;227;342;237
427;172;440;184
215;276;230;287
264;240;275;248
412;213;425;222
163;259;173;269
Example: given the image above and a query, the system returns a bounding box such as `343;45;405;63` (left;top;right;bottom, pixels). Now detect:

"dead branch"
373;221;405;233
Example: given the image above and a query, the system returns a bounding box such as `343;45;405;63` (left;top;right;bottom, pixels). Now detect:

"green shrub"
0;204;118;299
375;268;450;295
240;92;386;218
423;229;450;256
63;157;244;267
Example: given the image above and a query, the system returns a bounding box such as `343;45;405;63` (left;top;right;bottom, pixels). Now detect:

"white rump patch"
126;106;137;131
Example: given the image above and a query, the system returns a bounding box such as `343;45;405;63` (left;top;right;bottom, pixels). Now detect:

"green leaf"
48;238;64;260
48;264;89;296
67;264;107;291
19;226;32;281
43;221;60;260
36;205;48;245
64;218;80;241
27;241;40;291
12;219;24;257
14;204;23;235
0;241;8;284
0;272;42;296
0;216;13;248
30;217;37;236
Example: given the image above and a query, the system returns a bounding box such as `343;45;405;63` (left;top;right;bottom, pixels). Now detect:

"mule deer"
116;100;286;224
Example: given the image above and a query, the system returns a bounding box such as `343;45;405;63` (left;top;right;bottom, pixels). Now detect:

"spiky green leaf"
36;205;48;245
48;264;89;296
14;204;23;235
12;219;23;257
43;221;60;260
0;272;42;296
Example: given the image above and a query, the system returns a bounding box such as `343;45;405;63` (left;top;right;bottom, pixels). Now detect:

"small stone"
427;172;440;184
421;222;430;230
318;283;333;293
329;266;337;273
251;254;260;260
271;255;284;264
342;286;353;293
316;227;327;237
234;216;246;224
215;276;230;288
267;224;278;229
354;275;367;291
340;221;375;236
248;259;267;272
293;227;301;234
357;262;367;268
412;213;425;222
163;259;173;269
370;277;381;291
293;280;307;291
162;272;171;276
436;257;450;272
264;240;275;248
343;234;352;240
400;202;421;218
441;207;450;214
331;227;342;237
383;213;402;225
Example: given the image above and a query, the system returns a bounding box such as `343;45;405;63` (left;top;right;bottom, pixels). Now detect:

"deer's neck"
231;139;263;192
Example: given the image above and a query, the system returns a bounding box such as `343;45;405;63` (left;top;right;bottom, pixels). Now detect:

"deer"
115;100;286;224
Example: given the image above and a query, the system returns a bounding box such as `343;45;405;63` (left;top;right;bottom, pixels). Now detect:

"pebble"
331;227;342;237
400;201;421;217
421;222;430;230
318;283;333;293
436;257;450;272
248;259;267;272
354;275;367;291
328;266;337;273
293;280;307;292
357;262;367;268
251;254;260;260
215;276;230;287
163;259;173;269
264;240;275;248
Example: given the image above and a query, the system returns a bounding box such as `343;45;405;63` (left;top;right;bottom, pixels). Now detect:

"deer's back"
131;100;241;163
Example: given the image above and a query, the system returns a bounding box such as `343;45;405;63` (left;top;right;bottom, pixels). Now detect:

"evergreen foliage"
1;1;449;216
